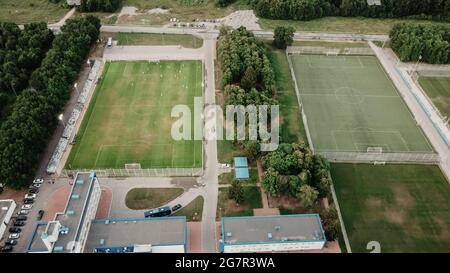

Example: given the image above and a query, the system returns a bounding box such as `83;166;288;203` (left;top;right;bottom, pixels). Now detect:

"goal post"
125;163;142;170
367;147;383;154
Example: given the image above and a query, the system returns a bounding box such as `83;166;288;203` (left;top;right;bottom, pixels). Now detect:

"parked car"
171;204;182;212
33;178;44;184
16;215;27;221
32;183;42;188
21;204;33;210
13;221;25;227
29;188;39;194
23;198;34;204
17;210;29;215
5;239;17;246
1;245;13;252
37;210;45;220
8;233;20;239
24;193;36;199
9;227;21;233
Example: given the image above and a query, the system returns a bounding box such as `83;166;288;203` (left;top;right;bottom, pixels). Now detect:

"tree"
297;184;319;209
262;167;280;196
240;67;258;91
273;26;295;49
320;205;341;241
228;180;244;204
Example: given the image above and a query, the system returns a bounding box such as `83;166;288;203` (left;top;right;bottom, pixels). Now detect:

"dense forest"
79;0;123;12
390;23;450;64
253;0;450;21
0;16;100;188
0;23;54;121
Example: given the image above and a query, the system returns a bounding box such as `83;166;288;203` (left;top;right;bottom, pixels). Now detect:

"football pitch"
418;76;450;119
66;61;203;169
331;163;450;253
289;54;433;153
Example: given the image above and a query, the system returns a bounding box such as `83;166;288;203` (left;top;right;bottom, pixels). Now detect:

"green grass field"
125;188;184;209
418;76;450;119
172;196;204;221
216;186;262;219
289;54;432;153
66;61;203;169
0;0;68;24
259;17;448;34
331;163;450;253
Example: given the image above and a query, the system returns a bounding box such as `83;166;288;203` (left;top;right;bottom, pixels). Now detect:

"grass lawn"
216;186;262;219
331;163;450;253
289;54;432;152
172;196;204;221
259;17;447;34
102;32;203;48
267;44;308;143
218;169;258;185
0;0;68;24
418;76;450;118
66;61;203;169
125;187;184;210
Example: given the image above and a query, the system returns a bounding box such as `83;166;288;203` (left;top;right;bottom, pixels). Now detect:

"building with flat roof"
27;172;188;253
220;214;326;253
0;199;16;240
84;217;187;253
27;172;101;253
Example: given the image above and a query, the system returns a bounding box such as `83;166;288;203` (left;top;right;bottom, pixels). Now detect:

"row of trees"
0;16;101;188
254;0;450;21
0;23;54;120
79;0;122;12
390;23;450;64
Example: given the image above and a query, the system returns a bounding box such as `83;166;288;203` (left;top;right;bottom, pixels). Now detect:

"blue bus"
144;206;171;218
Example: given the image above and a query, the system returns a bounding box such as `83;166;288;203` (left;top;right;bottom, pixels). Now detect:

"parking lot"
0;177;72;253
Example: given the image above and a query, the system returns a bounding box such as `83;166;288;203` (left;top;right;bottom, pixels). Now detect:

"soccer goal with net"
125;163;142;170
367;147;383;154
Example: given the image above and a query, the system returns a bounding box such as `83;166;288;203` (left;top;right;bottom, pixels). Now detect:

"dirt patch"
0;187;27;203
119;6;139;17
269;195;300;209
147;8;170;14
220;10;261;31
253;208;280;216
224;199;251;213
367;197;383;208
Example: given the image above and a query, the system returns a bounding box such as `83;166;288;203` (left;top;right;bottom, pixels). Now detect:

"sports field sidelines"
65;60;203;169
289;54;433;153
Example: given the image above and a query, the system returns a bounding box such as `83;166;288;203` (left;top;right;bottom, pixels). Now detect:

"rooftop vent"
226;232;232;237
71;194;80;200
281;237;288;242
99;239;105;245
76;179;84;185
67;210;75;215
274;225;281;231
267;233;273;240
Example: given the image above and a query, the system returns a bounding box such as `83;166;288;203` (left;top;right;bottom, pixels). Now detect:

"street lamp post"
58;113;66;129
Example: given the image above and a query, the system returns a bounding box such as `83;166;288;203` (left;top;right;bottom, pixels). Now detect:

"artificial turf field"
66;61;203;169
289;54;432;153
418;76;450;119
331;163;450;253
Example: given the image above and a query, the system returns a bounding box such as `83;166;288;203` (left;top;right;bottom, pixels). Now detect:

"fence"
318;151;440;163
61;168;204;178
286;46;374;56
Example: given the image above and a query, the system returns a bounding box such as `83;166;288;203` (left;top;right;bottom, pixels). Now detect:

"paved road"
101;25;388;42
199;37;220;253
